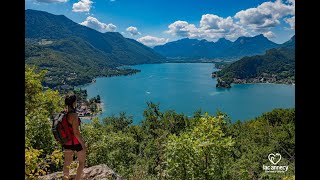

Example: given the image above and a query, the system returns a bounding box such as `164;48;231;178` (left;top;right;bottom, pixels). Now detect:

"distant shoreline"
231;77;295;86
214;77;295;88
231;81;295;86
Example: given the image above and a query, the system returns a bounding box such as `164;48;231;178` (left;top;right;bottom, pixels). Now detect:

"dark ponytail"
65;94;77;112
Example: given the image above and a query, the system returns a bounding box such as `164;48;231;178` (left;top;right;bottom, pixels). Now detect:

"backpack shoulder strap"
78;117;82;131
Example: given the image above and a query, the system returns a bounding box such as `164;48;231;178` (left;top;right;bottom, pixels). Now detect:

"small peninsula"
212;45;295;88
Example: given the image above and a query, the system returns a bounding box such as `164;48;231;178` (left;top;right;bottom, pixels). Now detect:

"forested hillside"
213;45;295;88
25;9;165;90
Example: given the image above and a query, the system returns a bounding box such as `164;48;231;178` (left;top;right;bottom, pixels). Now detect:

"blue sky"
25;0;295;47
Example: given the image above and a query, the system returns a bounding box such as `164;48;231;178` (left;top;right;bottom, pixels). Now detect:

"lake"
78;63;295;124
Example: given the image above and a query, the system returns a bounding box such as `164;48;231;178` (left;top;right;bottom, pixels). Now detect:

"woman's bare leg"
63;150;73;180
75;148;86;180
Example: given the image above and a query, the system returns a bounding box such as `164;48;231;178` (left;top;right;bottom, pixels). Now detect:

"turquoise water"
78;63;295;124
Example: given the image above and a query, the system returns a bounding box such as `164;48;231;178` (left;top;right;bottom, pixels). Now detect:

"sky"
25;0;295;47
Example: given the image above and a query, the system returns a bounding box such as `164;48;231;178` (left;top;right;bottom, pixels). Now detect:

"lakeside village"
212;72;295;88
70;88;102;120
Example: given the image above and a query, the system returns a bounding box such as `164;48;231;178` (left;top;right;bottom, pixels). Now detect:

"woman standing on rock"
63;94;86;180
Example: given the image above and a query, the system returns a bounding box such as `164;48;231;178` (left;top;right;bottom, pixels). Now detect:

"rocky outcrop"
216;78;231;88
211;72;218;78
39;164;122;180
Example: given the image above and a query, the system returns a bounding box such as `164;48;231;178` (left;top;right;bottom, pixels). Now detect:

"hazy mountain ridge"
153;34;290;60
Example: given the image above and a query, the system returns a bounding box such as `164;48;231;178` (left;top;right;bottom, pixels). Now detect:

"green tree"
226;108;295;179
164;113;234;180
96;95;101;103
25;65;65;178
25;65;64;152
103;112;133;132
141;102;163;139
81;117;139;178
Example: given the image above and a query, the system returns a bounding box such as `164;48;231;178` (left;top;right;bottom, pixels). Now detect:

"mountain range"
154;34;294;60
25;9;165;89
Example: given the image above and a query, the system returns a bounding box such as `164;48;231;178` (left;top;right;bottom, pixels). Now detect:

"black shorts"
63;144;83;152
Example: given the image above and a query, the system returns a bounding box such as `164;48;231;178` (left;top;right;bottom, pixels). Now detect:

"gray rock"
39;164;122;180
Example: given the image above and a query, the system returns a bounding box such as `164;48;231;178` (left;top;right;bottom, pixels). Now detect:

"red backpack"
51;111;73;144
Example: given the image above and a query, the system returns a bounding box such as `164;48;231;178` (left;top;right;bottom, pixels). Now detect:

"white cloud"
263;31;276;39
199;14;249;40
166;21;199;37
137;36;169;47
234;0;295;30
106;24;117;32
165;0;294;42
80;16;117;32
35;0;68;2
166;15;249;41
284;16;295;29
72;0;93;12
200;14;233;31
126;26;141;36
224;25;250;40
